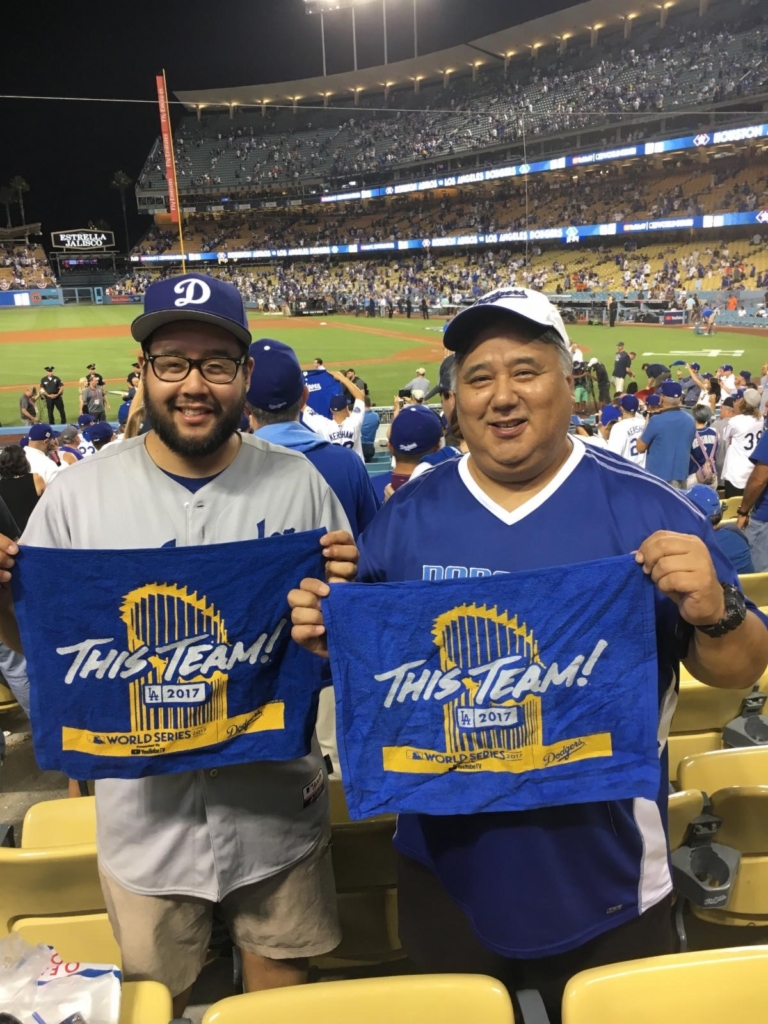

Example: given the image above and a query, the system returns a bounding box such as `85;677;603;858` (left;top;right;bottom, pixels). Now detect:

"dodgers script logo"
56;581;287;759
377;601;611;776
174;278;212;307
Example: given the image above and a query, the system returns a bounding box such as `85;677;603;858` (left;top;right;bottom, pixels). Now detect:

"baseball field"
1;306;766;427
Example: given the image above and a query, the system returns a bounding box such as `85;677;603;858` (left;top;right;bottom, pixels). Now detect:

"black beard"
144;386;245;459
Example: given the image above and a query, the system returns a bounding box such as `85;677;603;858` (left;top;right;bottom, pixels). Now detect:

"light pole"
304;0;391;75
383;0;388;64
352;4;358;71
413;0;418;58
320;9;327;76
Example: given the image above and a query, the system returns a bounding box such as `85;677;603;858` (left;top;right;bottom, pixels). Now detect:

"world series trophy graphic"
432;602;544;756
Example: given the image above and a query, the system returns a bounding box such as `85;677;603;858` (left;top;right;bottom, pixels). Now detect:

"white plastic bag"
0;935;121;1024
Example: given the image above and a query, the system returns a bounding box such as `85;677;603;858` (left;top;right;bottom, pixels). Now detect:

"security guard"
40;365;66;425
86;363;105;387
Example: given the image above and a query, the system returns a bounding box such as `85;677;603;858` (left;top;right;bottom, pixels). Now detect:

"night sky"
1;0;578;249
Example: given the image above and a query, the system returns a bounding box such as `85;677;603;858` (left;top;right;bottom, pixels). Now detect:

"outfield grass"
0;306;765;427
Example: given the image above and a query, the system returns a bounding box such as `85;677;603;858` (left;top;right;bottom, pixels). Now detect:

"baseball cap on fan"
390;405;443;455
443;287;570;356
424;355;456;401
131;273;251;348
246;339;304;411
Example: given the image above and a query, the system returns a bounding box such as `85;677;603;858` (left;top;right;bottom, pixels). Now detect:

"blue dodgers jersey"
303;369;343;416
749;432;768;522
357;439;763;958
304;443;379;539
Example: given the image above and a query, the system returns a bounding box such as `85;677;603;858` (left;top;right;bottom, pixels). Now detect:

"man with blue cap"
24;424;61;484
608;394;646;466
303;372;367;458
246;338;378;540
637;379;696;487
0;272;357;1016
686;485;754;574
371;403;443;503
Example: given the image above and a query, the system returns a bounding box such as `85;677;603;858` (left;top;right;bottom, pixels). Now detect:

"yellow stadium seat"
562;946;768;1024
679;748;768;926
721;496;742;520
313;780;402;969
121;981;174;1023
667;680;752;783
21;795;97;848
12;912;120;966
739;572;768;610
667;789;705;851
0;843;104;939
0;679;19;711
202;974;515;1024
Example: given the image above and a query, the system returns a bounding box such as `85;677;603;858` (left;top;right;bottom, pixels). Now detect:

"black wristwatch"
695;582;747;638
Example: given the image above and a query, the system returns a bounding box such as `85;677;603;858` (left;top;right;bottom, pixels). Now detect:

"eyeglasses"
146;354;246;384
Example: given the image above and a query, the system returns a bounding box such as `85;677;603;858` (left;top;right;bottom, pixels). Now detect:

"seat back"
121;981;174;1024
671;681;752;733
22;795;97;848
678;747;768;794
12;912;120;966
667;789;705;851
202;974;515;1024
711;787;768;853
562;946;768;1024
721;496;742;520
0;844;104;937
0;679;19;711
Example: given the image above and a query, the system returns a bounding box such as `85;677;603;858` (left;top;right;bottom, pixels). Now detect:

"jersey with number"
78;438;97;457
303;400;365;458
722;414;764;489
357;439;762;959
607;414;647;467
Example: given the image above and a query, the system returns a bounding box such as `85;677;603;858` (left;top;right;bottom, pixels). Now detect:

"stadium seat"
0;679;19;712
740;572;768;610
202;974;515;1024
120;981;174;1023
721;496;742;520
21;794;97;848
561;946;768;1024
678;748;768;926
12;912;120;966
667;789;705;851
312;780;403;969
667;680;753;783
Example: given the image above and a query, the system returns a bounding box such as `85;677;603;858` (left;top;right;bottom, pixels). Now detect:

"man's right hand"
0;533;18;614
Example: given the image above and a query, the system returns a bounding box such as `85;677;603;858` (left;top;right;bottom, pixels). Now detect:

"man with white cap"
636;380;696;488
289;284;768;1021
0;273;357;1016
402;367;431;398
721;390;764;498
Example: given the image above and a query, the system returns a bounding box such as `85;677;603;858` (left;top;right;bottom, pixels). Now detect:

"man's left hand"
635;531;726;627
320;530;358;583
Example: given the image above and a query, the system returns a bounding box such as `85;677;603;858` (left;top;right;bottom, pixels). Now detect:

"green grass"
0;306;765;427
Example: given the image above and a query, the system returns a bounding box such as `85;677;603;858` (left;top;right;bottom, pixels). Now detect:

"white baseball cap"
416;367;426;374
588;357;599;367
444;287;570;355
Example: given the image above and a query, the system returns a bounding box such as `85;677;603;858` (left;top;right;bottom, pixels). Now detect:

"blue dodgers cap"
329;395;349;412
247;339;304;411
390;404;443;455
131;273;251;348
690;362;701;371
600;405;621;426
443;287;570;355
720;364;733;372
686;485;721;519
620;394;639;412
646;394;662;407
28;424;57;441
658;379;683;399
77;413;95;428
88;421;114;443
740;370;752;381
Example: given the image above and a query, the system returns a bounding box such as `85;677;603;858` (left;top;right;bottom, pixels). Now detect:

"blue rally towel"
324;554;661;819
12;530;325;779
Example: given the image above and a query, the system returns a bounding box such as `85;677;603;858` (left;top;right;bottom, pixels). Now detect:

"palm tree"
0;187;14;228
111;170;133;252
9;176;29;225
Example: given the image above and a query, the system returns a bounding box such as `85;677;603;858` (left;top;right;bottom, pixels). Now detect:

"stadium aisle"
0;707;67;835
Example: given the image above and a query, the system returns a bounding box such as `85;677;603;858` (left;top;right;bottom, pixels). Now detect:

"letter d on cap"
174;278;212;308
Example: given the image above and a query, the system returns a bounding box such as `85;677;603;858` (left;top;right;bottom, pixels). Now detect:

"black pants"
723;480;743;499
609;307;617;327
45;396;66;424
397;854;675;1024
362;443;376;463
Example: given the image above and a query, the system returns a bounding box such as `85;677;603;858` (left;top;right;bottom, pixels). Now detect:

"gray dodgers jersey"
21;433;349;900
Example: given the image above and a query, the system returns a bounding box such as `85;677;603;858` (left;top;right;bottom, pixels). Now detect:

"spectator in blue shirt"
637;380;696;488
361;397;380;463
687;407;719;489
686;486;754;574
371;403;442;504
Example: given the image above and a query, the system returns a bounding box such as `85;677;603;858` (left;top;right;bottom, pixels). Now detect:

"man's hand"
288;578;331;658
0;533;18;602
320;530;358;583
635;531;725;626
737;514;749;531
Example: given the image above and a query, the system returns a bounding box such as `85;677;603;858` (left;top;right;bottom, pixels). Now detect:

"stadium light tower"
304;0;384;75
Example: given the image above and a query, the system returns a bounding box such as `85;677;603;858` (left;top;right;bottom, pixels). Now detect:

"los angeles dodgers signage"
12;532;326;779
324;555;660;819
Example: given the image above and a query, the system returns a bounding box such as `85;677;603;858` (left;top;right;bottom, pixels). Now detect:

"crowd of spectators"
0;244;56;291
137;3;768;197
